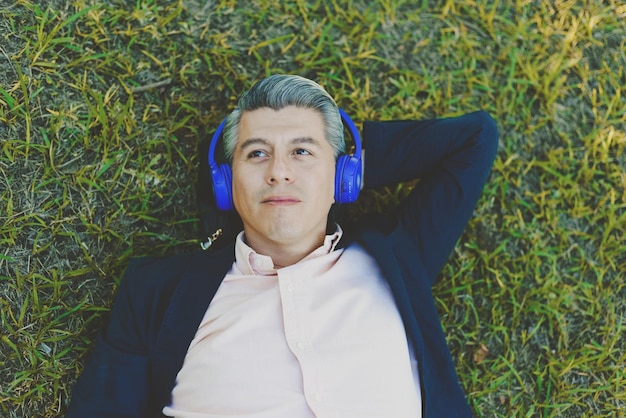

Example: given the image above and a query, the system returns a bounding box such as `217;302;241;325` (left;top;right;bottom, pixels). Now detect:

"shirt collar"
234;225;343;276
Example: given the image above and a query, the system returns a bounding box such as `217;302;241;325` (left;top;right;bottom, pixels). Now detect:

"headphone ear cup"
335;155;362;204
211;163;234;211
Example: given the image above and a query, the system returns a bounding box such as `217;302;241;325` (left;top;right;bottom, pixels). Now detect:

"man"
67;74;498;417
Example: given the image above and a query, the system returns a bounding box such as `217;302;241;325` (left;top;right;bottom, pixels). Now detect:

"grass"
0;0;624;416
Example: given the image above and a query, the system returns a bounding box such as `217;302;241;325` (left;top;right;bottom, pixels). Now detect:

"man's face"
231;106;336;253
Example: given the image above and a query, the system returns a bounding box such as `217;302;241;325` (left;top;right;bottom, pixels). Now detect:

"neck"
243;231;325;267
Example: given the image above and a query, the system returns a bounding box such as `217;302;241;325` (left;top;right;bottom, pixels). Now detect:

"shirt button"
287;284;295;292
296;341;306;350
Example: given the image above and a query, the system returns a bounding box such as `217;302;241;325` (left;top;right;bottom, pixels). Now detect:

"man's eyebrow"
238;137;321;150
291;137;320;146
239;138;270;151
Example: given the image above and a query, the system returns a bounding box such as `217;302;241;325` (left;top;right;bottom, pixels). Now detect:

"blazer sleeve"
362;110;498;283
66;259;158;418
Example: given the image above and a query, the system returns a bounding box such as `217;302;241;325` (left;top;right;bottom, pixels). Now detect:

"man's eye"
293;148;311;156
248;150;268;158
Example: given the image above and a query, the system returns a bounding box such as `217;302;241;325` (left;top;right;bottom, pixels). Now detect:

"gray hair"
222;75;344;161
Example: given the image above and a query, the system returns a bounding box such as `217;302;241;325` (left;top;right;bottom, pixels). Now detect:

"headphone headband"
208;117;228;169
338;107;362;157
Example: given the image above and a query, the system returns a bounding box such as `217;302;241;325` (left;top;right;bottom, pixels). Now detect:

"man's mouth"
261;196;301;205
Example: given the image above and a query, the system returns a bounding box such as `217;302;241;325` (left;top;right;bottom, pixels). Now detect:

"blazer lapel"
358;228;425;358
151;245;235;407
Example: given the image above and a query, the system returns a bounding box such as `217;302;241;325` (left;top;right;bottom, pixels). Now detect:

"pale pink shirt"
163;228;422;418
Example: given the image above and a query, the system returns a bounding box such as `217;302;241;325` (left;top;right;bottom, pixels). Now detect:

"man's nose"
266;155;294;184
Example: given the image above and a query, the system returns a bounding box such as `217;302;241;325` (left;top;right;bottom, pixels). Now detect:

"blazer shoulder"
118;248;232;302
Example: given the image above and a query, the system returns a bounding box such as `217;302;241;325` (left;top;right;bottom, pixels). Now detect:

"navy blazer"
67;111;498;417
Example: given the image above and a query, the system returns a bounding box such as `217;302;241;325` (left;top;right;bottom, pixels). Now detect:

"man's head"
224;75;343;264
223;75;345;162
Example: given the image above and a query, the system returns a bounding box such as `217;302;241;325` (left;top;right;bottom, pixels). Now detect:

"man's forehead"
237;106;326;141
240;106;323;123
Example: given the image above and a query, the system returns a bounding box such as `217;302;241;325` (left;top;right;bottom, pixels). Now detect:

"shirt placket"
278;268;334;417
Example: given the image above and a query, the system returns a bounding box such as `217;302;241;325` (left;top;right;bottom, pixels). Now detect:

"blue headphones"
208;108;362;211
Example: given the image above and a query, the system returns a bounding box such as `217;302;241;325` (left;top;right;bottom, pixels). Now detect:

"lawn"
0;0;624;416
